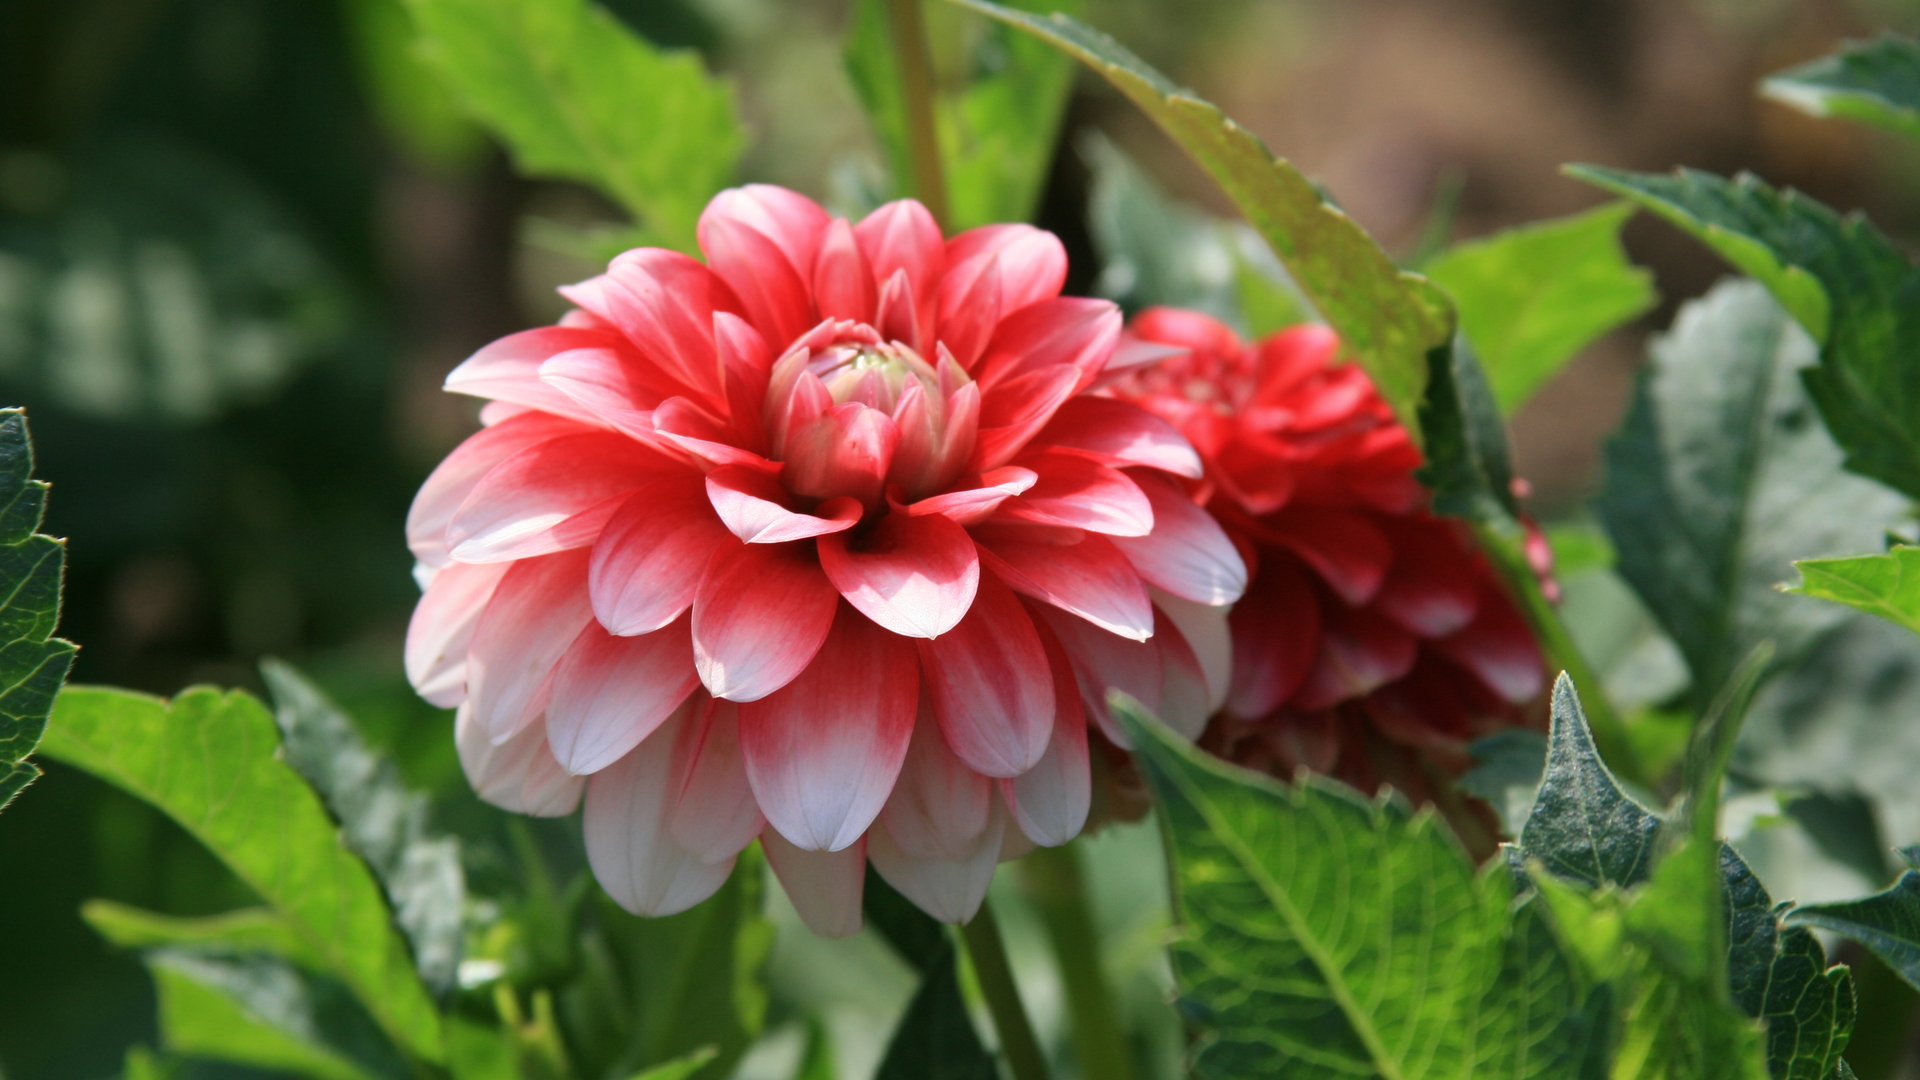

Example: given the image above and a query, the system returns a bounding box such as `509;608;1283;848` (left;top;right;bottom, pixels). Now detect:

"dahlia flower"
405;188;1245;934
1112;308;1546;797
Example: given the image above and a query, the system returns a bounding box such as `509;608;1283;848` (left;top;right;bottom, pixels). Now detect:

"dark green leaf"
1415;334;1517;523
1114;691;1602;1079
1786;546;1920;637
848;0;1081;229
1788;849;1920;993
1568;165;1920;501
1762;35;1920;142
1459;728;1547;835
38;686;443;1065
1424;202;1657;413
863;865;951;974
261;659;464;997
949;0;1454;445
1592;279;1906;711
874;946;997;1080
1520;674;1663;890
406;0;742;251
0;409;75;812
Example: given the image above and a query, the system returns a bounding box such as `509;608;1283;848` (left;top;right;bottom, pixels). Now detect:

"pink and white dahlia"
404;187;1245;934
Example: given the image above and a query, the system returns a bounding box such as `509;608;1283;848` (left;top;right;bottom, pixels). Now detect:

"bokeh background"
2;0;1918;1076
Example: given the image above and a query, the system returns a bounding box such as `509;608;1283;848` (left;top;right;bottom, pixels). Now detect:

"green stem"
1471;520;1647;789
1019;845;1137;1080
884;0;950;228
960;898;1051;1080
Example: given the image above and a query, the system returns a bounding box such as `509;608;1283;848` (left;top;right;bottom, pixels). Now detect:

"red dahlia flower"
404;188;1245;934
1113;307;1546;795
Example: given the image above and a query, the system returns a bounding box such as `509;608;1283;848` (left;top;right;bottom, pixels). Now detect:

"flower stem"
960;897;1051;1080
883;0;950;228
1020;844;1138;1080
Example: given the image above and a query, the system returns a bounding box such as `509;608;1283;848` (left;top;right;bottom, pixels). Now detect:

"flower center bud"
811;342;939;415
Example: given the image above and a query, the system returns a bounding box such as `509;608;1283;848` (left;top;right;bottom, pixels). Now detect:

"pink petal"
1151;589;1232;714
409;412;588;567
545;615;699;775
877;705;994;861
699;211;817;353
584;704;736;916
717;312;773;454
1292;606;1418;711
1033;396;1203;479
1030;601;1169;748
1432;590;1545;704
1001;619;1090;847
868;798;1005;925
973;522;1154;641
737;603;919;850
995;451;1154;537
407;560;511;707
445;326;626;426
1110;472;1246;605
917;570;1053;777
652;396;775;470
782;402;899;509
668;698;767;862
932;254;1000;370
1267;506;1392;607
692;542;840;702
589;477;733;635
706;465;861;544
538;346;672;443
969;365;1083;473
761;828;866;938
456;703;583;817
940;224;1067;361
467;550;596;742
897;466;1036;527
702;185;832;279
447;432;675;563
812;218;877;324
596;249;733;405
818;513;980;638
1226;557;1321;719
855;200;944;345
973;297;1119;392
1373;520;1481;638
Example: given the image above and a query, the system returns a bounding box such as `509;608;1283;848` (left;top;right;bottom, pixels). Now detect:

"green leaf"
949;0;1453;445
344;0;486;171
628;1046;721;1080
261;659;465;997
82;900;327;971
38;686;443;1065
406;0;742;252
1080;132;1242;322
1787;546;1920;637
1762;35;1920;143
1592;279;1907;712
848;0;1081;230
146;949;407;1080
1424;202;1657;413
1722;852;1856;1080
1520;675;1663;890
0;409;76;812
1114;691;1603;1079
1415;334;1518;523
1567;165;1920;501
1788;848;1920;993
875;945;998;1080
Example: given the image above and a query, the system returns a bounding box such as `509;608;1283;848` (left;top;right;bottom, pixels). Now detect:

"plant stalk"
883;0;950;228
960;897;1051;1080
1020;844;1138;1080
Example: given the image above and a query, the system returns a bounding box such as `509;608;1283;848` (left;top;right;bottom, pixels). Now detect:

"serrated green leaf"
1788;850;1920;993
83;900;327;972
1424;202;1656;413
0;408;76;812
949;0;1453;445
848;0;1080;230
405;0;742;252
38;686;443;1065
1592;279;1907;712
1787;545;1920;637
261;659;464;997
1568;165;1920;502
1762;35;1920;143
1114;691;1601;1079
1521;675;1663;890
147;950;407;1080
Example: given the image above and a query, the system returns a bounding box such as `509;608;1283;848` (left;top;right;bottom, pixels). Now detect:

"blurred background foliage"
3;0;1920;1077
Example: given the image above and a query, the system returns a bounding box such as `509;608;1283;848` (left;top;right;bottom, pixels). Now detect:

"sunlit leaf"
1424;202;1656;413
82;900;325;971
0;409;75;812
1786;546;1920;638
1592;279;1906;712
1762;35;1920;143
38;686;443;1065
950;0;1453;445
1569;165;1920;502
406;0;743;252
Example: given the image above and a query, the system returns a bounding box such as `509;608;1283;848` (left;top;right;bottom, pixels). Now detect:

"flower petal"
407;560;511;707
1001;618;1090;847
917;570;1053;777
538;346;675;443
783;402;899;509
668;698;767;862
973;522;1154;641
693;541;840;702
1110;472;1246;605
973;297;1119;392
996;451;1153;537
1372;518;1481;638
1150;588;1232;713
813;217;878;323
1030;601;1160;748
877;705;993;861
855;200;944;345
1226;556;1321;719
939;224;1067;362
761;828;866;938
868;798;1005;925
1432;590;1546;704
546;615;699;775
409;412;588;567
584;704;736;916
707;465;861;544
445;326;625;426
702;185;832;278
468;550;595;742
596;249;734;405
456;703;583;817
738;602;918;850
447;432;675;563
589;477;733;635
1032;396;1203;478
818;512;980;638
699;211;817;352
1264;506;1392;607
897;466;1036;528
1292;606;1418;711
969;365;1082;473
